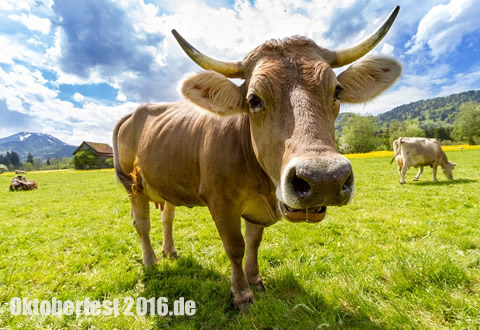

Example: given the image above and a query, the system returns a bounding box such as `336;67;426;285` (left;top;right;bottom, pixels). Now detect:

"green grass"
0;150;479;329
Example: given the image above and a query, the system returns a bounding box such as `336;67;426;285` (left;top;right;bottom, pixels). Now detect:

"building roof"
73;141;113;157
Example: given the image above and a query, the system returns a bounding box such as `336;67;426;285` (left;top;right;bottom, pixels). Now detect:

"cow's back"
399;137;442;167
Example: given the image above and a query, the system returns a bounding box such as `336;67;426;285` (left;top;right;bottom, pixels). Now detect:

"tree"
32;157;43;170
73;151;96;169
0;154;7;166
388;119;426;148
452;101;480;144
23;162;33;171
27;152;34;164
61;157;74;169
6;151;21;168
424;126;453;141
339;114;381;153
104;157;114;168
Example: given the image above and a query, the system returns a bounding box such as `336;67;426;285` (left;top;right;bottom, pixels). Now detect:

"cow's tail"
112;114;135;194
390;137;403;164
390;149;401;164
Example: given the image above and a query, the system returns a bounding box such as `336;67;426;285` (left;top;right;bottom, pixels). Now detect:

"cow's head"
174;6;401;223
442;161;456;180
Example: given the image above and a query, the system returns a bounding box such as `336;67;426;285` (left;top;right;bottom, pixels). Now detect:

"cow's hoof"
233;290;255;314
142;251;157;267
400;182;405;185
253;281;265;292
238;303;250;314
413;178;418;181
143;256;158;267
248;277;265;291
162;250;178;259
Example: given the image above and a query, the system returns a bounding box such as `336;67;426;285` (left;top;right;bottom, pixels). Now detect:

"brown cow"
114;7;401;312
9;176;38;191
391;137;456;184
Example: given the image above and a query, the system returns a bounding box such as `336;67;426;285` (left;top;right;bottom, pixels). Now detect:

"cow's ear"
181;71;245;115
336;57;401;103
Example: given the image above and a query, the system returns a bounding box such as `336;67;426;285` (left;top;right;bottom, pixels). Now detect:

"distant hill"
336;90;480;132
377;90;480;128
0;132;76;161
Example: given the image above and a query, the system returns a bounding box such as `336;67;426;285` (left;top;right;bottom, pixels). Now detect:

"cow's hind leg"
400;162;408;184
210;205;254;313
413;166;423;181
130;194;157;266
161;201;177;258
245;221;265;291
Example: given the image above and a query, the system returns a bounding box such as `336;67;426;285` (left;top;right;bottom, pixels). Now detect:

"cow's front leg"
161;201;177;258
130;194;157;266
245;221;265;291
413;166;423;181
210;206;253;313
432;165;438;182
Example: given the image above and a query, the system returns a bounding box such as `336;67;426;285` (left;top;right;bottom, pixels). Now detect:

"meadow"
0;149;479;329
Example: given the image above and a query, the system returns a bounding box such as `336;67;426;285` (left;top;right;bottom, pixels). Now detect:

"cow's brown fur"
114;34;401;312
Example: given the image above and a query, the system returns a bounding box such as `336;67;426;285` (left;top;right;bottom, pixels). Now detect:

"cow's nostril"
292;174;312;198
342;171;354;195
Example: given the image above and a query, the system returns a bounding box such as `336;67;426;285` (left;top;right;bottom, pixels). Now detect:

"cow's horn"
172;29;244;78
330;6;400;68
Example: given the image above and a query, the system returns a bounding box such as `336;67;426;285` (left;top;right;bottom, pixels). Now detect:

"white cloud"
0;62;134;145
8;13;51;34
73;93;84;103
0;0;31;11
0;64;55;116
0;34;45;65
15;1;31;11
0;2;14;10
116;92;127;102
407;0;480;59
380;43;394;56
56;102;137;145
438;67;480;96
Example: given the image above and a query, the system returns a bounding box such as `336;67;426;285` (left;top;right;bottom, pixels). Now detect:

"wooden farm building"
73;141;114;169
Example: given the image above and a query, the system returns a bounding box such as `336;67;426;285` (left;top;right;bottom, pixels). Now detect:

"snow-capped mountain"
0;132;77;161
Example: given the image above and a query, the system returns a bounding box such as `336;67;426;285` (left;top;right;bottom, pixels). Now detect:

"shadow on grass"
412;178;477;186
139;254;242;328
139;255;382;328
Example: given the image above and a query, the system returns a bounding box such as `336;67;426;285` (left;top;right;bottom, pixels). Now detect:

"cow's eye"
334;85;342;101
247;94;265;113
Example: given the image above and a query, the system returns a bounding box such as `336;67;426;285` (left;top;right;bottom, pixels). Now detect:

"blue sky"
1;0;479;145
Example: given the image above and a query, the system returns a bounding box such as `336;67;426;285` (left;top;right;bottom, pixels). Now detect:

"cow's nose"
291;173;312;198
282;156;354;208
341;170;355;199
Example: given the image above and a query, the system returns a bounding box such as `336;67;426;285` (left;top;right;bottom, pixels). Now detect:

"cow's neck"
236;115;277;195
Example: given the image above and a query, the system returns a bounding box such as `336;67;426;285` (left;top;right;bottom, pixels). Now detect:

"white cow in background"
391;137;456;184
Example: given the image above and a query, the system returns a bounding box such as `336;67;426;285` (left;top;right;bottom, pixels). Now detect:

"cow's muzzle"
277;155;354;223
279;203;327;223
